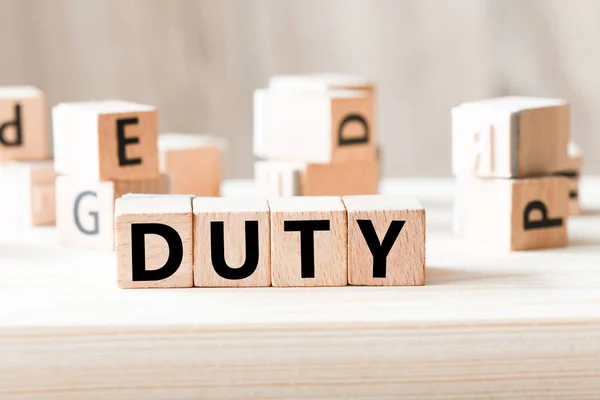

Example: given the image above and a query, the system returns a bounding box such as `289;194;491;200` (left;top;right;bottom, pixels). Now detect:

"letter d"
0;103;23;146
131;223;183;281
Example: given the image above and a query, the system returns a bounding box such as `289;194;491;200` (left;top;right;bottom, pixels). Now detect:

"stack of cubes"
52;101;168;250
0;86;56;227
253;74;379;196
452;96;571;251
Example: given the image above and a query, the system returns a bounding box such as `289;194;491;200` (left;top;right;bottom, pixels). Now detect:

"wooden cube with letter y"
452;97;569;178
115;195;194;288
343;195;426;286
254;89;375;164
456;176;568;251
52;100;159;181
0;86;48;164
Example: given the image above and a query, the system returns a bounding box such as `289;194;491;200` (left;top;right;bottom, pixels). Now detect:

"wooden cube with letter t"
52;100;159;181
452;97;569;178
253;89;374;163
343;195;426;286
0;86;48;163
269;196;348;287
115;195;194;288
456;176;568;251
56;174;168;250
193;197;270;287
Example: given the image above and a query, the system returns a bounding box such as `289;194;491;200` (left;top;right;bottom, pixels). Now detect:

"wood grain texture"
56;174;169;250
269;196;348;287
343;195;425;286
2;178;600;398
0;86;47;164
193;196;271;287
115;195;194;288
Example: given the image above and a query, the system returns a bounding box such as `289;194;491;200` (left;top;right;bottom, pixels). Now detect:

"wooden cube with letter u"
254;89;375;163
52;100;159;181
456;176;568;251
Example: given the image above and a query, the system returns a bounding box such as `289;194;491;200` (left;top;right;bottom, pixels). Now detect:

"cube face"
56;177;116;250
329;95;375;163
343;196;426;286
193;198;270;287
97;110;159;181
452;97;569;178
56;174;168;250
52;101;159;181
0;88;48;164
159;136;222;196
269;197;347;287
254;90;375;163
115;196;194;288
510;177;568;251
517;105;569;177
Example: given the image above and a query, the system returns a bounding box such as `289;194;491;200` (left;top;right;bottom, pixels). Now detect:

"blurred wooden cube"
254;89;375;163
456;176;568;251
158;133;226;196
0;160;55;227
0;86;48;164
52;100;159;181
56;174;169;250
452;97;569;178
255;158;378;197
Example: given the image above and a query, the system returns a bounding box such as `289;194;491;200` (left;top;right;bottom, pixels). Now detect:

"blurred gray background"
1;0;598;178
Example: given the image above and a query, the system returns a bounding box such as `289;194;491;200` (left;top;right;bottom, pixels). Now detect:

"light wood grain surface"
1;178;600;399
2;0;599;178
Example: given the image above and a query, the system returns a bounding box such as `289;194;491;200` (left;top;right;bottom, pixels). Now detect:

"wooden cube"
0;86;48;163
115;195;193;288
343;195;426;286
193;197;270;287
255;158;378;197
0;160;56;227
158;133;226;196
269;196;347;287
254;89;375;163
52;100;159;181
456;176;568;251
56;174;168;250
452;97;569;178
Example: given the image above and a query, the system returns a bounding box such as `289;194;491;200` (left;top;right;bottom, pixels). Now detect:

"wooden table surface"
2;178;599;399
